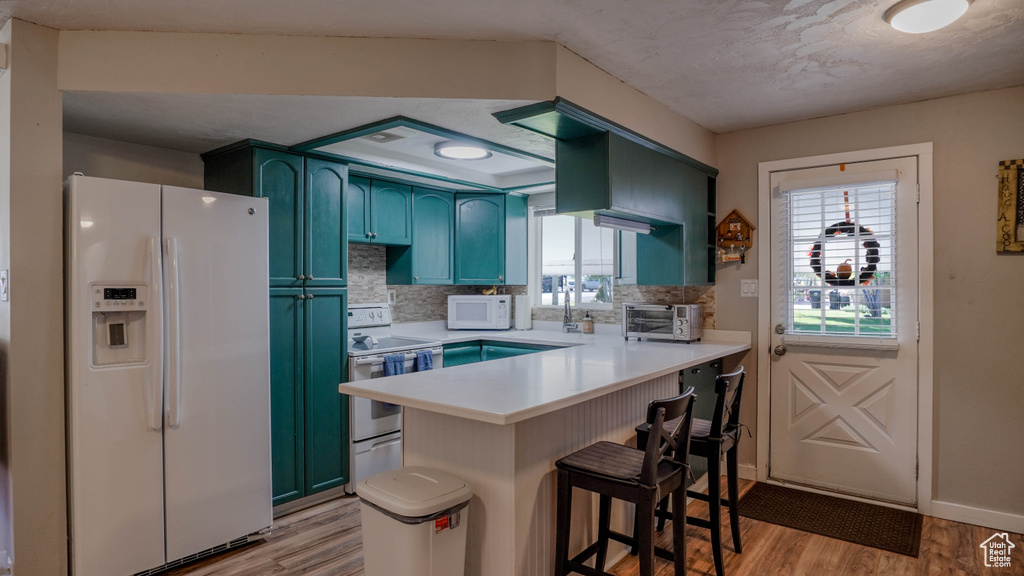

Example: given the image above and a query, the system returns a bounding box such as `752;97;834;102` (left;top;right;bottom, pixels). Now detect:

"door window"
780;181;897;338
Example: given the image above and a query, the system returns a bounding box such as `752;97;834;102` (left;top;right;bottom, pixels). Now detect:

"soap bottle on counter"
582;311;594;334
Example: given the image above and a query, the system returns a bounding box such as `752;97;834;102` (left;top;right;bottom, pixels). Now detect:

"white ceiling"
6;0;1024;156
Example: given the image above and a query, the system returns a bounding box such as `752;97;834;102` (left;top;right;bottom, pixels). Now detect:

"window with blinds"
780;181;897;337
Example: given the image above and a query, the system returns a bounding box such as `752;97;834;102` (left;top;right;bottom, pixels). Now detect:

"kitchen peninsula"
338;326;750;576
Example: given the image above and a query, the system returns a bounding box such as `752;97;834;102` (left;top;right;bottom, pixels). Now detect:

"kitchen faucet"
562;289;578;332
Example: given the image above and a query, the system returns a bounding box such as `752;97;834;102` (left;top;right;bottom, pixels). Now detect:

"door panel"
305;158;347;286
162;187;272;560
768;157;918;505
269;288;304;505
254;149;304;287
304;288;350;493
371;181;413;245
65;177;166;576
455;194;505;284
348;176;371;243
412;189;455;284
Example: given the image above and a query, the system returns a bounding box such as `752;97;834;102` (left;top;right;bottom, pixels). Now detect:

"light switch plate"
741;279;758;298
0;270;8;302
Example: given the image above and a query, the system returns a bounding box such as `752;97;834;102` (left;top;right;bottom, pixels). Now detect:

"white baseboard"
930;500;1024;533
737;463;757;481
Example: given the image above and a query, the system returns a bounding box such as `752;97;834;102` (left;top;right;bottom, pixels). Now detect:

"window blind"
777;180;898;338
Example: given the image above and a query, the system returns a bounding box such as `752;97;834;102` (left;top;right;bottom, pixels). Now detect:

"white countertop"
338;322;751;426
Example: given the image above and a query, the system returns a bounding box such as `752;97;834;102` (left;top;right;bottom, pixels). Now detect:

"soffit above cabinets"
295;117;555;193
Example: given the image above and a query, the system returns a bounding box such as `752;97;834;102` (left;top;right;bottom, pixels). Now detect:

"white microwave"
447;295;512;330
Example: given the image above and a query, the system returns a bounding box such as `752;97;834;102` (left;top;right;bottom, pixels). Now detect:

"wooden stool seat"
554;389;697;576
634;367;747;576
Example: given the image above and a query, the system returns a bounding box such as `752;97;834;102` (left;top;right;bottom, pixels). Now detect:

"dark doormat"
737;482;923;557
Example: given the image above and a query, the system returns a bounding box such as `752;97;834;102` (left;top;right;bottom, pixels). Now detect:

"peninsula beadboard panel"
402;373;677;576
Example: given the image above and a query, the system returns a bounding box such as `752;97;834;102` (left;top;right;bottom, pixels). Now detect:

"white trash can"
357;466;473;576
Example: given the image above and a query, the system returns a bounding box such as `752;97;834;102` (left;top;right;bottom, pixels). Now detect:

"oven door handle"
353;348;443;366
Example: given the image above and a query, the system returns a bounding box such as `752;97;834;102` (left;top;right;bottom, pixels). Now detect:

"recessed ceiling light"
884;0;972;34
434;141;492;160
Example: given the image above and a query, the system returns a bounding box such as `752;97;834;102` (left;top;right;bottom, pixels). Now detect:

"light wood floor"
167;479;1024;576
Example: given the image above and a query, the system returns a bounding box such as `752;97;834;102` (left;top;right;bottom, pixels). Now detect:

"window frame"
528;206;616;310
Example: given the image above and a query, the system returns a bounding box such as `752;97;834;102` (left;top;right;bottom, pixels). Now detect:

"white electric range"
345;303;443;492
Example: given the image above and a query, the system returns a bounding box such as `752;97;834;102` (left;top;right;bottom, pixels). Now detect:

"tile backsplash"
348;244;525;323
347;243;714;327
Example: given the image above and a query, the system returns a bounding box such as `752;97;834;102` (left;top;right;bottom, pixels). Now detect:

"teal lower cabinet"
269;288;304;505
480;341;556;361
269;287;349;506
442;342;482;367
680;358;723;482
444;340;563;366
303;288;349;494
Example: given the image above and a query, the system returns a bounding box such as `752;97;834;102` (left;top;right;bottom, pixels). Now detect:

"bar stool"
554;389;697;576
635;367;746;576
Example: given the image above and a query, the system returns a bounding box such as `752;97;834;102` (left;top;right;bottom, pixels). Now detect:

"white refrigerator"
65;175;272;576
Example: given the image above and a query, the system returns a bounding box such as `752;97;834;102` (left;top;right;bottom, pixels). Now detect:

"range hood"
495;99;717;227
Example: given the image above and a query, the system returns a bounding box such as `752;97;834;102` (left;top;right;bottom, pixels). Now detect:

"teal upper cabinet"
347;176;371;243
255;149;304;287
637;225;684;286
348;176;412;246
503;193;528;285
305;158;348;287
202;142;348;287
387;188;455;285
454;193;505;285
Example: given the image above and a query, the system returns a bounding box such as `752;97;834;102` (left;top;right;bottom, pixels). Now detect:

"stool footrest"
686;515;712;531
685;490;732;508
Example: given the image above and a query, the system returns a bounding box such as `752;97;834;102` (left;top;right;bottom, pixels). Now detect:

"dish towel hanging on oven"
415;350;433;372
383;353;406;376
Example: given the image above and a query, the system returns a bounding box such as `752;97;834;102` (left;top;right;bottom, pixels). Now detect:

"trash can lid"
357;466;473;518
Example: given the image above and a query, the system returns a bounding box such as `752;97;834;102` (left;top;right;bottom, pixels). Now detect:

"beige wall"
63;132;204;188
0;18;12;570
716;86;1024;517
56;31;717;168
4;18;66;576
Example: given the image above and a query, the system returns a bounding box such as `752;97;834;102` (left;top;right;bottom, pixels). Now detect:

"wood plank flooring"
167;479;1023;576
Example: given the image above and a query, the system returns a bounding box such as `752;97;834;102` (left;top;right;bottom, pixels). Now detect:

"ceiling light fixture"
884;0;972;33
434;141;492;160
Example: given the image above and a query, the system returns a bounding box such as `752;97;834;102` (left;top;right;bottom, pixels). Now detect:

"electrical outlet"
387;289;396;305
0;269;8;302
740;279;758;297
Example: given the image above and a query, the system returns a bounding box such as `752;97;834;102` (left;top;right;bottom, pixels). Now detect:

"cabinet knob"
499;275;504;281
365;232;372;238
372;232;378;239
307;293;314;299
297;294;305;300
413;276;418;280
307;275;314;280
298;275;306;280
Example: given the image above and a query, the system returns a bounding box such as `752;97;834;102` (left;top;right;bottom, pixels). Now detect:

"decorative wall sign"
717;209;755;264
997;159;1024;253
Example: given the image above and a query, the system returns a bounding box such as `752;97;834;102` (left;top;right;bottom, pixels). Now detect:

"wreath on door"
809;221;879;286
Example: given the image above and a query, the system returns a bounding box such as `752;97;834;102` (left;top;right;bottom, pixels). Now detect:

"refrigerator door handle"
147;237;163;431
165;236;183;429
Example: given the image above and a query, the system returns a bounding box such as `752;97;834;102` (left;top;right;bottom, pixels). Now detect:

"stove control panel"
347;304;392;329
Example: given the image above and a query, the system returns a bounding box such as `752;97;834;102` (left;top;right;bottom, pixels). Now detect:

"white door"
161;186;272;560
66;176;167;576
768;157;919;505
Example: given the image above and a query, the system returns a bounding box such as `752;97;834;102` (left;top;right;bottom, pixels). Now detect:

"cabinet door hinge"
916;183;921;203
916;321;921;342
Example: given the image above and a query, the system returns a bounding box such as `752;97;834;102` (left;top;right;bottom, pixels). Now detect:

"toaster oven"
622;303;704;343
